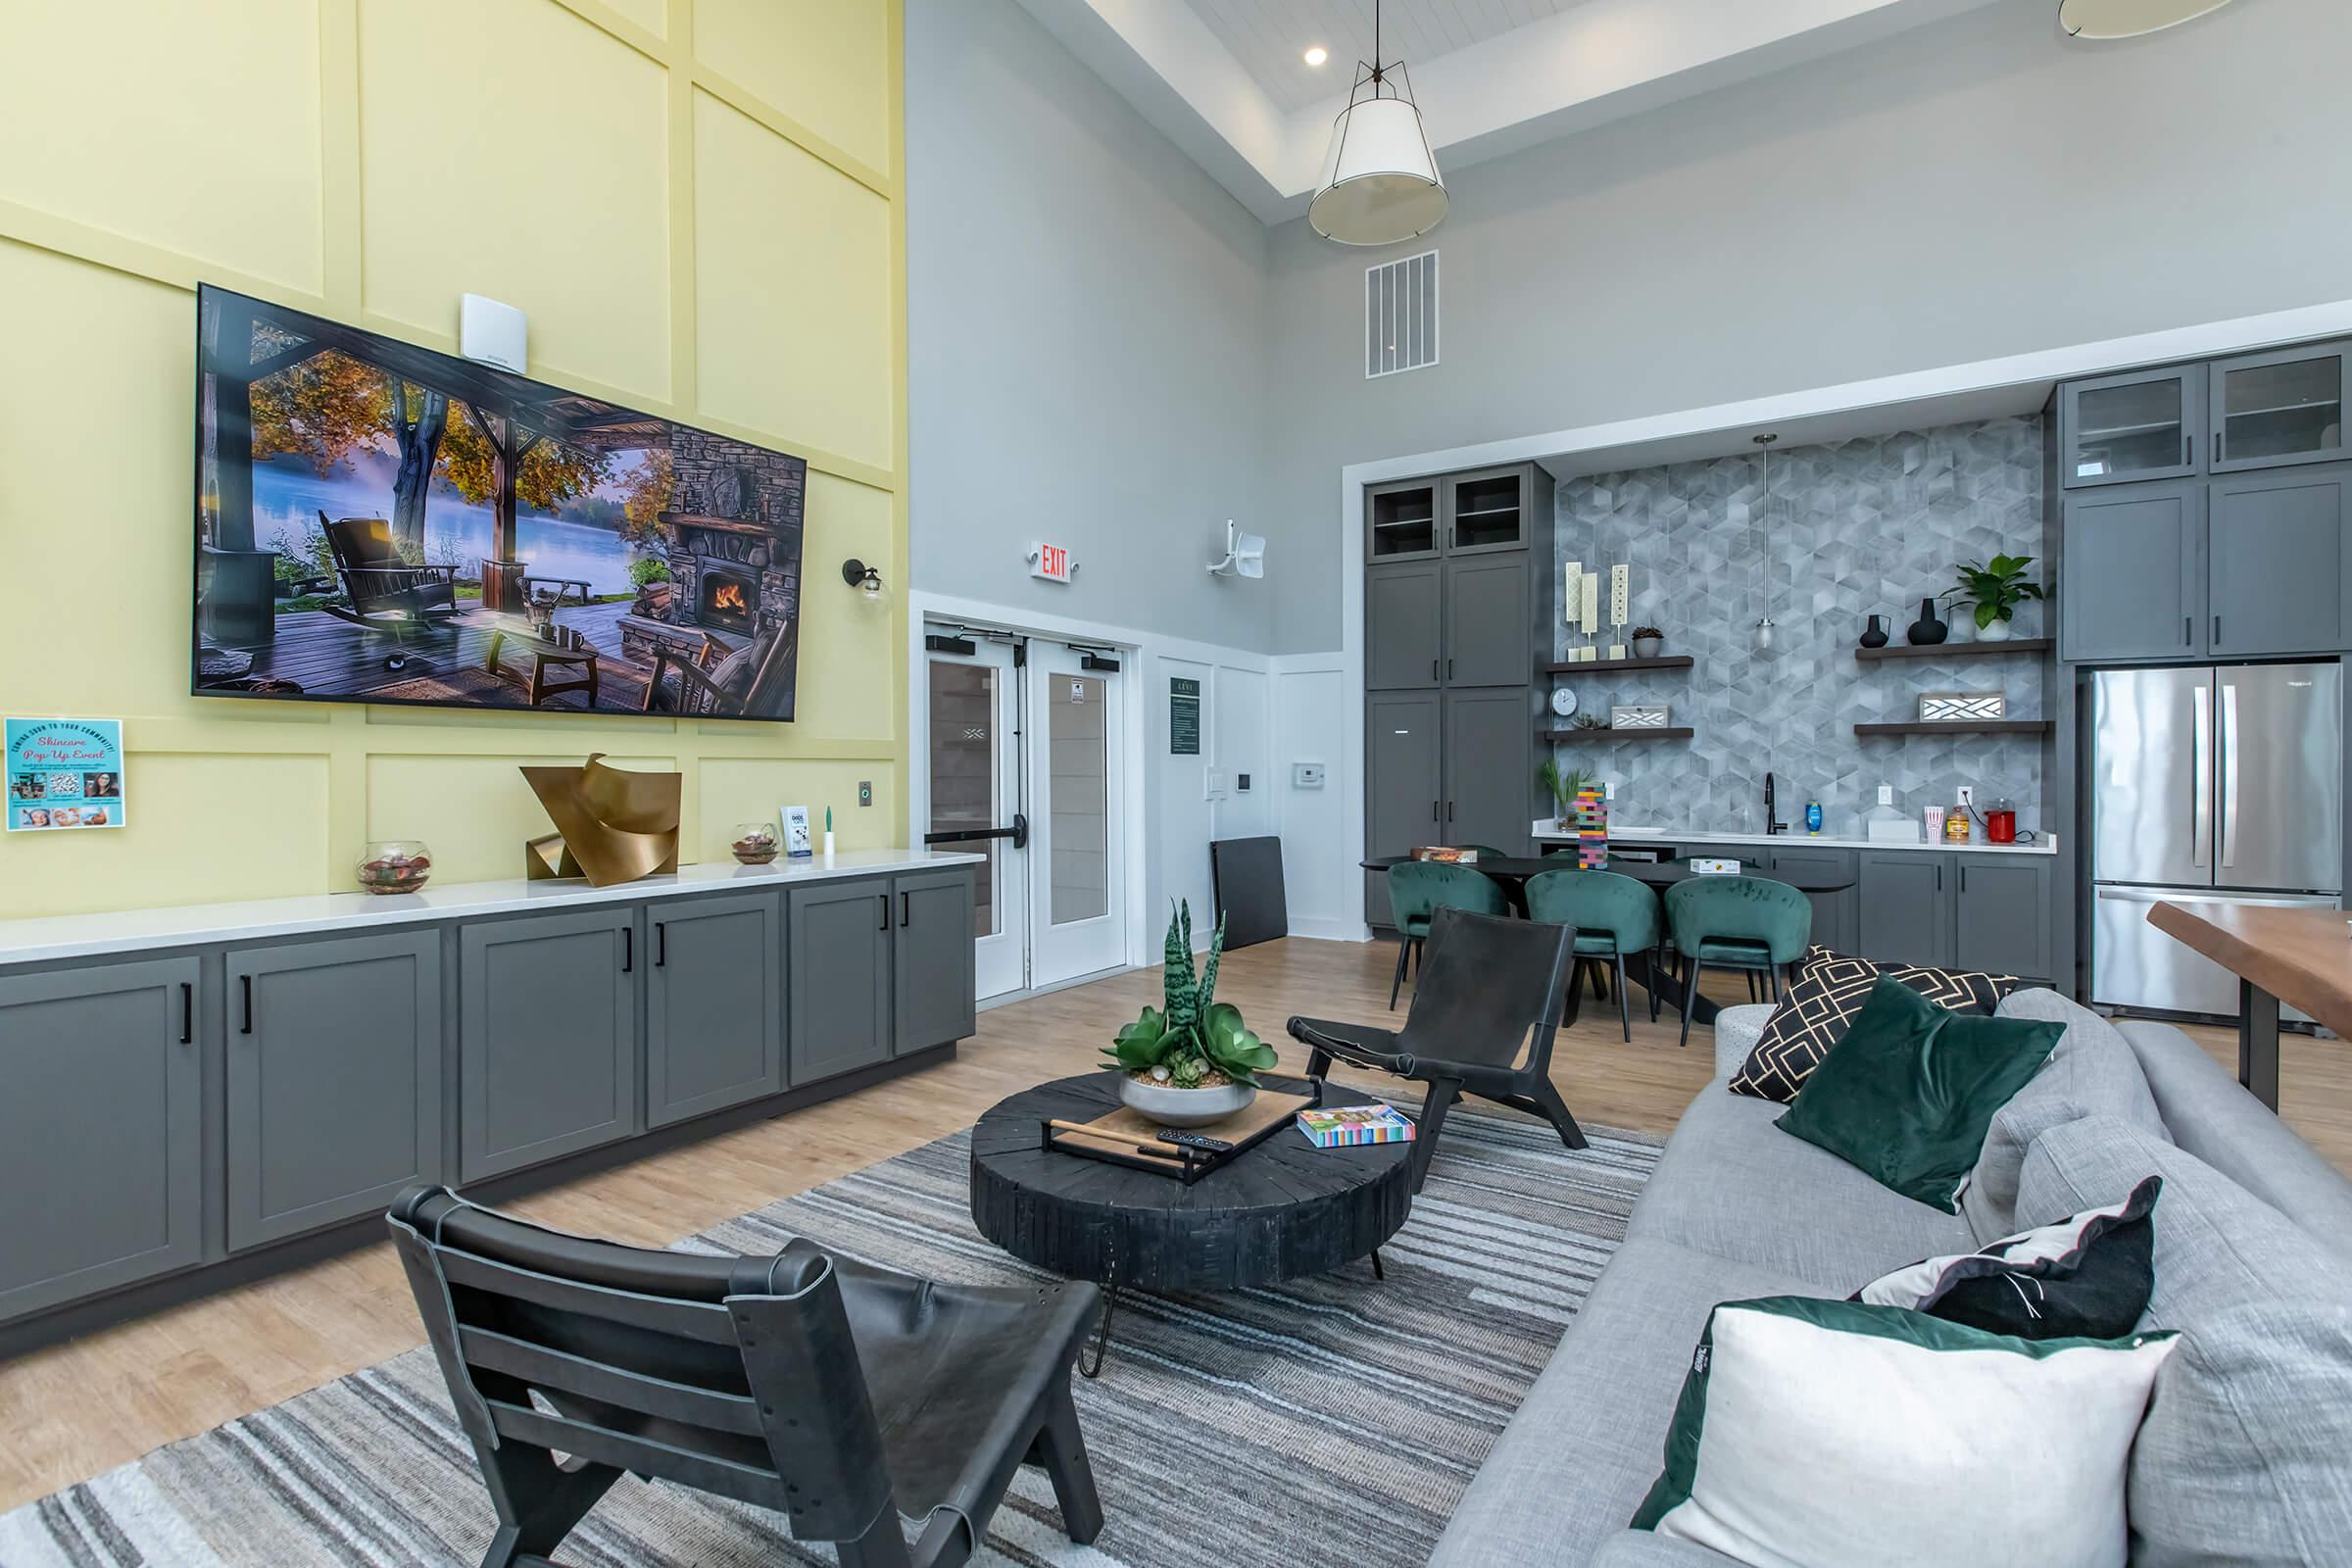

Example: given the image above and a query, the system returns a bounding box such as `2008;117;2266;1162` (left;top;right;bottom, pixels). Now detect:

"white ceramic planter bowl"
1117;1075;1256;1128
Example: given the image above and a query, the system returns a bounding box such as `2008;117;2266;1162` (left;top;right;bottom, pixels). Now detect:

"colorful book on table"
1297;1104;1417;1148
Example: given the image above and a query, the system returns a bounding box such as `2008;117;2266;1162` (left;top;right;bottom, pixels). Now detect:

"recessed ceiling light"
1303;45;1328;66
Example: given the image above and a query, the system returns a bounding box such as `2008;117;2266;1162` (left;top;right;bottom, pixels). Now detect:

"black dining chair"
387;1185;1103;1568
1287;906;1586;1193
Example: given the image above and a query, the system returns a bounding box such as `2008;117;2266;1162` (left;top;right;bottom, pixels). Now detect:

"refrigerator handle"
2191;687;2211;868
2220;682;2240;870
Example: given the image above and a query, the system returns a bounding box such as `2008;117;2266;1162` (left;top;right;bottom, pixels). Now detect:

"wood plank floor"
2;935;2344;1511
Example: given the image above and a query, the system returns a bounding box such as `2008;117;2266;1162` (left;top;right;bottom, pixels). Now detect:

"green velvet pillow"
1776;977;2063;1213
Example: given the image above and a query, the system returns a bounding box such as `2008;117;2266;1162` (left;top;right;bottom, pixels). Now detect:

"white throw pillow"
1632;1297;2177;1568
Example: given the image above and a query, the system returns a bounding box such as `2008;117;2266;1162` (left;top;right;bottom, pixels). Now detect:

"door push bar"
925;812;1028;851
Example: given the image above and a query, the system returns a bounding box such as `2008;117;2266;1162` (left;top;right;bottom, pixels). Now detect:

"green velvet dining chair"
1525;869;1662;1043
1661;875;1813;1049
1384;860;1509;1009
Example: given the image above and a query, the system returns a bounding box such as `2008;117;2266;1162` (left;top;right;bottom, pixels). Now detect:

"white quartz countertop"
1532;820;2060;857
0;848;984;967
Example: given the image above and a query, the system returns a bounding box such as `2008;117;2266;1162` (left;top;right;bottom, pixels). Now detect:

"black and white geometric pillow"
1728;946;2023;1103
1856;1175;2161;1341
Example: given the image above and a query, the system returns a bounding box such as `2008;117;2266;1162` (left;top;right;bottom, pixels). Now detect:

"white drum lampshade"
1309;93;1446;247
2057;0;2234;37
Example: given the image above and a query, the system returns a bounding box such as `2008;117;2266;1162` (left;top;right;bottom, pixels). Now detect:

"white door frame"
915;627;1028;1000
1025;640;1130;986
906;590;1282;979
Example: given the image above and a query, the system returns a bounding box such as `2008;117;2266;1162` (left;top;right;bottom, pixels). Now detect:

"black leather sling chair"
1287;906;1587;1193
388;1185;1103;1568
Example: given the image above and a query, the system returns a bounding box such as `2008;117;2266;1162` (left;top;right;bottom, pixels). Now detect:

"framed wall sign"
6;717;126;830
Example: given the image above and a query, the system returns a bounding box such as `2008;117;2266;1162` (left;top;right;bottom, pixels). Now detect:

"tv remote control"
1156;1129;1234;1152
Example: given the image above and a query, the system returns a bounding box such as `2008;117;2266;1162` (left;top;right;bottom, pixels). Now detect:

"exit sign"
1029;541;1075;583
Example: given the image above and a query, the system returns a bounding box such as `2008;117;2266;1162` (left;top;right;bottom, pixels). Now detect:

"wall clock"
1549;688;1578;718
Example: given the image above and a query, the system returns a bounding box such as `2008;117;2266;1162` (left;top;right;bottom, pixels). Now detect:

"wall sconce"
840;559;887;606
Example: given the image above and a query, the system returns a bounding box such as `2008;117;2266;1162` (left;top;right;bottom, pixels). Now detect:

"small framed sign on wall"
6;717;126;830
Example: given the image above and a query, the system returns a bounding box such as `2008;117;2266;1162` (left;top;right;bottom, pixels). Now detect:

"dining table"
2147;899;2352;1112
1359;854;1857;1023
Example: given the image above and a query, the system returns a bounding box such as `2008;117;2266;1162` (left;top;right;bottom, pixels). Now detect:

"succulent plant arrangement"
1103;901;1277;1089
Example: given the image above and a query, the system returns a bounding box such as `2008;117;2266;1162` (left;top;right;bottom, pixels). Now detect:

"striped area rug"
0;1106;1661;1568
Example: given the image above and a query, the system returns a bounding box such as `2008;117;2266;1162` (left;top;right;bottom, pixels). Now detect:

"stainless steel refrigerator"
2090;662;2342;1019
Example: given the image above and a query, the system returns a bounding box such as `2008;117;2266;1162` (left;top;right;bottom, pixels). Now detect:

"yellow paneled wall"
0;0;906;917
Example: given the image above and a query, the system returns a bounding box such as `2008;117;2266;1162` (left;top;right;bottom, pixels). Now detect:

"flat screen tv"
191;283;806;720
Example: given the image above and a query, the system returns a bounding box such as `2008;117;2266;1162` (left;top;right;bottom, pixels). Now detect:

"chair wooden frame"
318;513;461;639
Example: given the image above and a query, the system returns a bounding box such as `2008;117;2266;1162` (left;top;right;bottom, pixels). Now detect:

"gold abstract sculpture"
519;754;681;887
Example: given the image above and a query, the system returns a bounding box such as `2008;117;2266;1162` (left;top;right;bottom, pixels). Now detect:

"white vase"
1978;617;2014;642
1118;1075;1256;1128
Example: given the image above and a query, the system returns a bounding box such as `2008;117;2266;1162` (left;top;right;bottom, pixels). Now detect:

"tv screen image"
191;284;806;720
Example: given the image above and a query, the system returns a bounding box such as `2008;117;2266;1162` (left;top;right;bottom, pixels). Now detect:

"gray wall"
905;0;1276;651
1262;0;2352;653
1555;415;2048;836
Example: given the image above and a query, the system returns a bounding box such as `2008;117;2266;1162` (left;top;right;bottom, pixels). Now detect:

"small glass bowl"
731;821;780;864
357;840;433;895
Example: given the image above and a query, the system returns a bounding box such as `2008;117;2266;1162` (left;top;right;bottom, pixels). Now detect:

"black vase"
1906;597;1948;646
1859;614;1890;649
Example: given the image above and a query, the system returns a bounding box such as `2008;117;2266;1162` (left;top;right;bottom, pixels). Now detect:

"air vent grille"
1365;250;1438;378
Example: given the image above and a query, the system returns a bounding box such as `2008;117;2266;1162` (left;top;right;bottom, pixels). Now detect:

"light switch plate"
1878;784;1894;807
858;780;872;806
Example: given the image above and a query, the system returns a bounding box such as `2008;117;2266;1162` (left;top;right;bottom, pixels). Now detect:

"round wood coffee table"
969;1072;1413;1373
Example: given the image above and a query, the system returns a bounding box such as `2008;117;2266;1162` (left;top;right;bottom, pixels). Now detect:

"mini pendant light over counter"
1309;0;1446;247
1751;434;1778;656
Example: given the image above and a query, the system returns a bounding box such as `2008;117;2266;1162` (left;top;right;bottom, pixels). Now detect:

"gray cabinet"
1444;555;1532;687
1760;846;1855;956
2060;481;2204;662
1366;562;1442;690
1366;690;1444;924
2061;364;2203;489
894;866;976;1054
1856;852;1952;967
1445;466;1535;555
1445;689;1533;856
2208;465;2350;658
1954;857;2055;982
226;933;440;1251
459;907;639;1183
2210;340;2350;473
0;958;203;1321
646;892;782;1129
789;879;894;1084
1367;478;1440;561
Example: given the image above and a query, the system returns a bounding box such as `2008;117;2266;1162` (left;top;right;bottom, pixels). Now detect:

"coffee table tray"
1040;1078;1325;1184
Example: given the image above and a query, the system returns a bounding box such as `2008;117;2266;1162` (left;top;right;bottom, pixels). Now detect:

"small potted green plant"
1103;902;1277;1126
1942;554;2044;642
1539;758;1600;831
1630;625;1665;660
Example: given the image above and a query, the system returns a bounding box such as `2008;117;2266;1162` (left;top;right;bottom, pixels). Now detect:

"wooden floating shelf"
1853;720;2055;737
1854;638;2053;662
1539;656;1696;675
1539;726;1696;741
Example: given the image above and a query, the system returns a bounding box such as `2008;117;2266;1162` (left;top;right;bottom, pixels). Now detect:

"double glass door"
922;629;1128;1000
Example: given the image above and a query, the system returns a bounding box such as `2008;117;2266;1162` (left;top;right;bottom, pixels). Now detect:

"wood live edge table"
2148;899;2352;1112
969;1072;1412;1375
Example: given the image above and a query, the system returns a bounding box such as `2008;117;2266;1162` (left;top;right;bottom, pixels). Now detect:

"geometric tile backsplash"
1550;415;2048;837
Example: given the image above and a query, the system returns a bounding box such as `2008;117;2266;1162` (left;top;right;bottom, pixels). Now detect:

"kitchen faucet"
1764;772;1788;836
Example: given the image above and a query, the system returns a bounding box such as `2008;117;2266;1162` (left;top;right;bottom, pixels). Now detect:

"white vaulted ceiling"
1012;0;2007;223
1188;0;1590;112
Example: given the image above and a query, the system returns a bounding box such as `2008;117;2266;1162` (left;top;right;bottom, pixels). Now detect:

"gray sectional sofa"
1429;992;2352;1567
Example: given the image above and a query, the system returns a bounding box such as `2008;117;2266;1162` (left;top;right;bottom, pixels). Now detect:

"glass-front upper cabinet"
2061;365;2205;489
2211;340;2350;473
1367;478;1439;560
1446;466;1530;554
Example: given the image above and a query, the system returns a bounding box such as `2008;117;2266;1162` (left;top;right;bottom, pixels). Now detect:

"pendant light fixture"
1308;0;1446;247
2057;0;2234;37
1751;434;1779;656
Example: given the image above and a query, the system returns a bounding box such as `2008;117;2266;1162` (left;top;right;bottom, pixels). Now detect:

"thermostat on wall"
460;294;528;373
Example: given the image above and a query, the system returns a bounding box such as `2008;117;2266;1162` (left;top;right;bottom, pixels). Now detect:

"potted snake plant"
1103;902;1277;1126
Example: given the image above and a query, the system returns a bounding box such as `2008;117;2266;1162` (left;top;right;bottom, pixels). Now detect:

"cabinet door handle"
240;973;254;1035
2183;433;2191;466
1431;658;1438;681
1447;801;1455;823
2184;615;2192;646
1447;658;1455;680
879;893;891;931
622;926;633;973
1936;864;1942;893
901;891;911;926
655;921;666;967
1960;865;1968;893
2213;614;2221;646
180;982;194;1045
1432;799;1440;826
